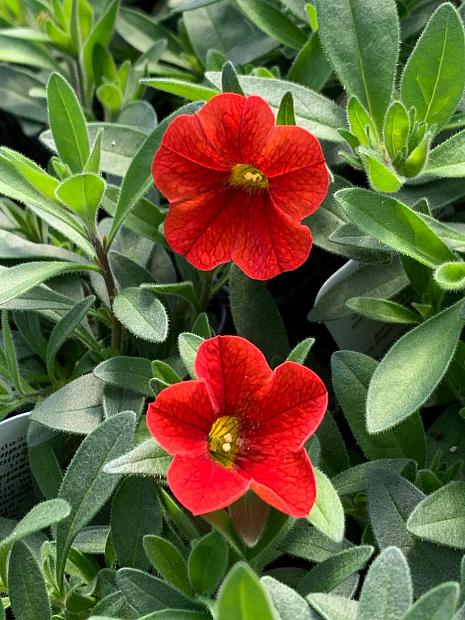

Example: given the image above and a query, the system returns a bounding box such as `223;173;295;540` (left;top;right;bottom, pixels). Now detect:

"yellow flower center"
229;164;269;190
209;416;240;468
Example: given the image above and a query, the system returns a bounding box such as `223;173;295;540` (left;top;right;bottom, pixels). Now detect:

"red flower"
152;93;328;280
147;335;327;517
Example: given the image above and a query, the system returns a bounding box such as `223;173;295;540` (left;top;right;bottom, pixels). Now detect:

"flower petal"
163;186;238;271
197;93;275;165
246;450;316;518
147;380;217;456
248;361;328;450
195;335;272;414
233;193;313;280
269;163;329;220
153;144;228;203
156;112;229;171
262;125;328;220
168;454;250;515
259;125;326;176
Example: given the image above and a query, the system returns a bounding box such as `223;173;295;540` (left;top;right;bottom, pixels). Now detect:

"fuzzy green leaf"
401;3;465;132
47;73;89;173
367;300;465;432
407;481;465;549
314;0;399;129
113;287;168;343
56;411;136;587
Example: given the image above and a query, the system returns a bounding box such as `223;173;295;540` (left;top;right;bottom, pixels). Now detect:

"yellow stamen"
229;163;269;190
209;416;240;468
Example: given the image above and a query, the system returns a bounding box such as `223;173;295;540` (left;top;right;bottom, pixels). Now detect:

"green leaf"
142;283;201;312
434;262;465;291
178;332;204;379
298;546;374;596
221;61;245;95
307;468;345;542
384;101;410;159
398;132;430;178
229;267;289;363
407;481;465;549
287;338;315;364
288;32;332;92
188;530;229;595
332;459;410;496
94;357;153;396
144;535;191;595
46;296;95;381
84;129;104;174
346;297;419;324
0;156;93;255
183;2;275;66
116;6;185;65
206;72;345;142
261;576;313;620
347;97;378;145
55;173;105;231
0;64;47;124
82;0;119;97
0;34;59;71
359;148;403;192
41;123;146;178
235;0;306;49
141;78;218;101
8;542;52;620
332;351;426;464
29;442;63;500
102;384;145;419
276;92;296;126
400;3;465;132
217;563;278;620
357;547;412;620
108;249;155;289
401;582;460;620
56;411;136;588
1;310;24;392
307;592;358;620
107;102;202;247
97;83;122;115
368;471;463;596
112;478;162;570
0;229;82;262
335;188;456;267
308;256;408;321
0;499;70;556
47;73;90;173
104;439;171;477
0;261;97;305
367;299;465;432
314;0;399;129
31;373;104;434
425;130;465;178
116;568;196;615
113;288;169;343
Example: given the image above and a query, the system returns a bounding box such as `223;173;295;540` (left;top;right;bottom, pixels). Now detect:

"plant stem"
199;269;215;311
91;234;123;354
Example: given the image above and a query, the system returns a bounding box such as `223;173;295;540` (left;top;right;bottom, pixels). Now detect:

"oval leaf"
367;300;465;432
113;287;168;343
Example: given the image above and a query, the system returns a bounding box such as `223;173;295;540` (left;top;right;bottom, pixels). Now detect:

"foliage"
0;0;465;618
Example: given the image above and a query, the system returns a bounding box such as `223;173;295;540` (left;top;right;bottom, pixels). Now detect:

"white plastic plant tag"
315;261;406;358
0;412;33;519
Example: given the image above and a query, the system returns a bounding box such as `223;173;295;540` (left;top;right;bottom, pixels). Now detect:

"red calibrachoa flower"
147;335;328;517
152;93;329;281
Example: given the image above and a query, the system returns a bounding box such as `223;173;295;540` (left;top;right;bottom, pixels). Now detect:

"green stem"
91;234;123;355
199;269;215;311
